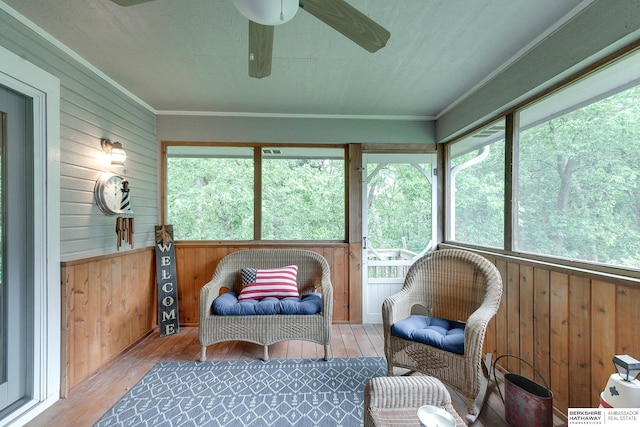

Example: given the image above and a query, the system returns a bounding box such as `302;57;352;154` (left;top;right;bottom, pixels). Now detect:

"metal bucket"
493;354;554;427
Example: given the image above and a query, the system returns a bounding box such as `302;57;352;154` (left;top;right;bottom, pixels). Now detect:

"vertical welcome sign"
155;225;180;336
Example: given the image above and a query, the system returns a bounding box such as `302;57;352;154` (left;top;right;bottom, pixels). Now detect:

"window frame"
444;119;507;249
442;45;640;279
161;141;349;243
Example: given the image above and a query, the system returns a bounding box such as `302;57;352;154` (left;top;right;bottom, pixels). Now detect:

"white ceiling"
3;0;587;118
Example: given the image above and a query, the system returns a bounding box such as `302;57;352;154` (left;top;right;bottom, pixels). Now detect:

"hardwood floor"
27;325;563;426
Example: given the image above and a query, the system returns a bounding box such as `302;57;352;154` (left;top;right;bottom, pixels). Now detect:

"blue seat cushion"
213;291;322;316
391;315;465;355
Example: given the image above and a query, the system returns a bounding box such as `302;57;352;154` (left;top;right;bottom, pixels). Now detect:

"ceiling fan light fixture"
232;0;298;26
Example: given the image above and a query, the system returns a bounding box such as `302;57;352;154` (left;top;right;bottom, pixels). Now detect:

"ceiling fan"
109;0;390;79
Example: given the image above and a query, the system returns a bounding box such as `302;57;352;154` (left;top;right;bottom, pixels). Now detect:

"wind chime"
116;178;135;250
94;139;135;250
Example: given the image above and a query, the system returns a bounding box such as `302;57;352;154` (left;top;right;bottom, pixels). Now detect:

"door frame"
0;44;60;426
361;152;438;324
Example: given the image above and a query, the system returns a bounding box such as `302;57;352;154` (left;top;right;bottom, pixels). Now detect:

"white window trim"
0;44;61;427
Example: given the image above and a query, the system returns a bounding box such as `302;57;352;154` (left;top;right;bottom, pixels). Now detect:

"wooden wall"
481;254;640;416
174;243;359;325
59;242;640;419
59;242;361;395
60;248;156;396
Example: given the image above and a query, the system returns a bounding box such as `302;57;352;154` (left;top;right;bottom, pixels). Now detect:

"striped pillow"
238;265;300;301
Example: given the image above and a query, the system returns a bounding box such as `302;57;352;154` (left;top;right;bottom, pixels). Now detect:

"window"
165;144;346;241
261;147;345;240
445;49;640;271
365;154;436;255
447;121;505;248
166;146;254;240
516;51;640;269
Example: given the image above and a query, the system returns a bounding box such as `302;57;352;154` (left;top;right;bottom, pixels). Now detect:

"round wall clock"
94;172;125;215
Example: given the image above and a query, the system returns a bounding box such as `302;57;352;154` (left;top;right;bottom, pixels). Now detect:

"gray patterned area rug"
95;357;386;427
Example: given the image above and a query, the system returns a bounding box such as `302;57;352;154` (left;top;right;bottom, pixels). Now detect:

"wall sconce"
101;138;127;166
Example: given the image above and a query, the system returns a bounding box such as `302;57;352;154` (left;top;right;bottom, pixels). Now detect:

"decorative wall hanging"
94;172;135;250
155;225;179;336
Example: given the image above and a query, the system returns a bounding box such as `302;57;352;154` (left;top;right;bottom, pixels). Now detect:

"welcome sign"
155;225;180;336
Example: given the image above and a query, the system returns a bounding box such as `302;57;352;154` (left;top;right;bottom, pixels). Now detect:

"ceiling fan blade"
109;0;156;6
248;21;274;79
299;0;390;53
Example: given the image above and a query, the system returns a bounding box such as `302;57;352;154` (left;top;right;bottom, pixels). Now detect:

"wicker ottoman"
364;376;467;426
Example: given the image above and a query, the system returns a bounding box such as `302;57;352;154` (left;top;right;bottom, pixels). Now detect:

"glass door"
0;111;4;409
362;153;437;323
0;86;29;414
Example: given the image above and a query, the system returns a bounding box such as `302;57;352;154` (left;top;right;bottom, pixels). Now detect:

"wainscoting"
59;243;361;395
59;243;640;419
480;253;640;416
60;248;156;396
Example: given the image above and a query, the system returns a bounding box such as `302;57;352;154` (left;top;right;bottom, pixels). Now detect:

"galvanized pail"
493;354;554;427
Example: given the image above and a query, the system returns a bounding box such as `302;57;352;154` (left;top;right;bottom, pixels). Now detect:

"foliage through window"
517;55;640;268
366;154;436;254
261;147;345;240
447;122;505;248
446;49;640;271
165;145;346;241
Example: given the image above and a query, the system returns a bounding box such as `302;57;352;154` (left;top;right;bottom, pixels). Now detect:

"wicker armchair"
199;249;333;362
382;249;503;422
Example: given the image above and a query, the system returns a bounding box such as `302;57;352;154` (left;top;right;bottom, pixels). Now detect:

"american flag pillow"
238;265;300;301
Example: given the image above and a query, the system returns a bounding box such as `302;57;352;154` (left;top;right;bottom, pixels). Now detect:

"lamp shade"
110;141;127;166
232;0;298;26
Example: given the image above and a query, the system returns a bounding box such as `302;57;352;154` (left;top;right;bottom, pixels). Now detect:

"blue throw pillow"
391;315;465;354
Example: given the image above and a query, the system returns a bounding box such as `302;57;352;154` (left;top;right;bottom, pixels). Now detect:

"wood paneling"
518;265;534;379
549;271;570;414
60;248;156;396
591;280;616;405
506;262;520;373
568;275;591;407
480;253;640;418
533;268;551;388
60;243;640;421
174;243;354;325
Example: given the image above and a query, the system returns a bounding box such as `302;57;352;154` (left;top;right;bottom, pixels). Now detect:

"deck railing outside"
367;248;417;278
